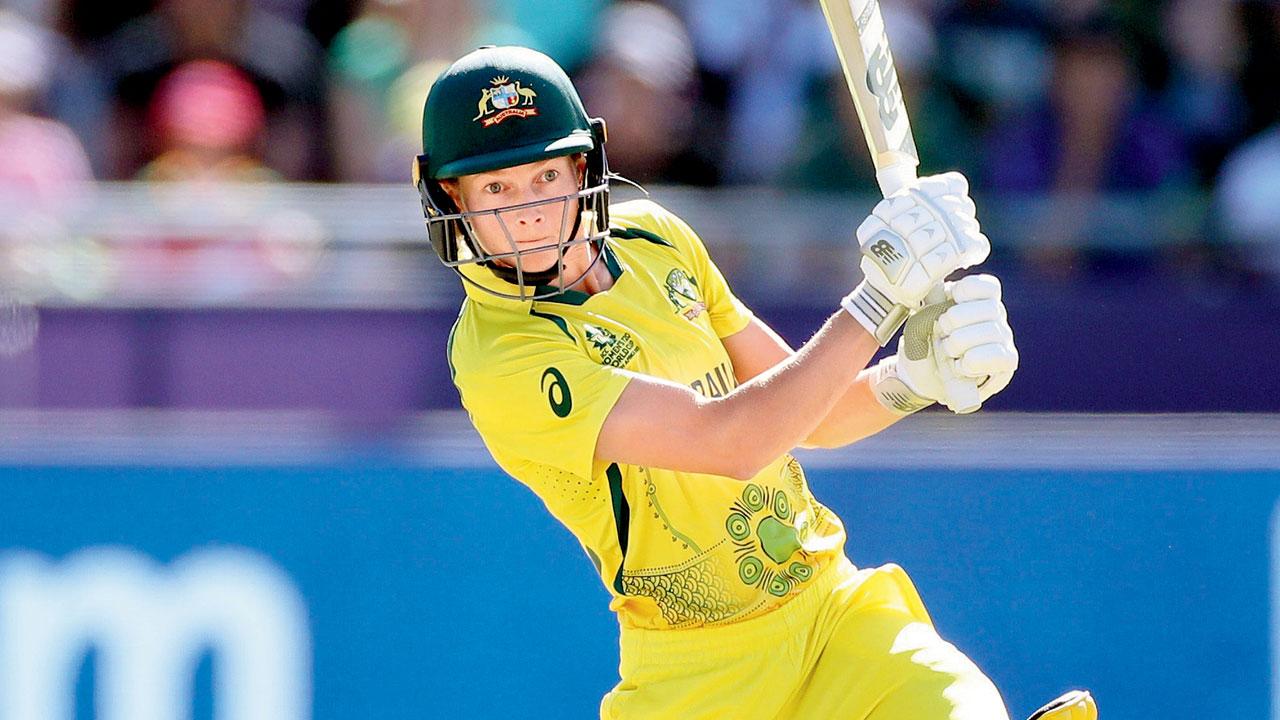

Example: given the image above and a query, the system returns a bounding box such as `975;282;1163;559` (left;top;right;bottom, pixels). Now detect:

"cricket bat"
817;0;981;413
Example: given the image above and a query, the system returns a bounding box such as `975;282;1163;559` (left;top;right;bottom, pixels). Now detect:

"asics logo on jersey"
540;367;572;417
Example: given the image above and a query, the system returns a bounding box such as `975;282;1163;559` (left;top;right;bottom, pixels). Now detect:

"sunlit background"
0;0;1278;718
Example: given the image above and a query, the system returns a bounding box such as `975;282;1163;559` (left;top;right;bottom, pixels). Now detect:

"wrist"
869;357;934;415
841;281;910;346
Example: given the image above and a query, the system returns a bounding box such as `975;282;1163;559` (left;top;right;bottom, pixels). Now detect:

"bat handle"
875;161;918;198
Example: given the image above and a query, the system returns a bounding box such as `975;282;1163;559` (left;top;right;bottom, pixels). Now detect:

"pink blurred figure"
139;59;272;181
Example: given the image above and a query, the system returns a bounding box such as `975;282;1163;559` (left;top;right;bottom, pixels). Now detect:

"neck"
572;243;614;295
543;237;613;297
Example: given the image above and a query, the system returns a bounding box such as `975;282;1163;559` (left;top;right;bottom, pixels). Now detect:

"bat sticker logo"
864;40;902;130
854;0;877;32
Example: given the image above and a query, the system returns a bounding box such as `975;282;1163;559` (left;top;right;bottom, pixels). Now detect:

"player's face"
446;155;586;275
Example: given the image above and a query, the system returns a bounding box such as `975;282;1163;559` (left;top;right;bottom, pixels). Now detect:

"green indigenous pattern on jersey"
449;200;846;630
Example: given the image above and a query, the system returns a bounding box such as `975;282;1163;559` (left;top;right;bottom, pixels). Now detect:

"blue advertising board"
0;416;1277;720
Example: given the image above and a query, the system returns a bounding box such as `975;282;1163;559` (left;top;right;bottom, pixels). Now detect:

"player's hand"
842;171;990;345
869;274;1017;415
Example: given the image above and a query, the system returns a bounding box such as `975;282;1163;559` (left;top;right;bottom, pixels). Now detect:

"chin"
516;249;563;275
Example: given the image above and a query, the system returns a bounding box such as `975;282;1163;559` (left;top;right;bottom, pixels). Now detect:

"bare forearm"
598;311;881;478
801;366;908;449
708;311;878;476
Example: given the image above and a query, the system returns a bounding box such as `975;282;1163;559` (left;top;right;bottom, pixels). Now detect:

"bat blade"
818;0;982;413
817;0;919;196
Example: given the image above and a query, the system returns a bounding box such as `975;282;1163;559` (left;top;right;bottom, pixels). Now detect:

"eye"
484;182;503;194
541;169;559;182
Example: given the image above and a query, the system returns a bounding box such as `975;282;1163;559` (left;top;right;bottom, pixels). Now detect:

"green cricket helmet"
413;45;611;300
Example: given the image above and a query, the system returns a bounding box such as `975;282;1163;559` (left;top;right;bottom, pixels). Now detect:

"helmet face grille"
425;180;612;301
414;117;613;301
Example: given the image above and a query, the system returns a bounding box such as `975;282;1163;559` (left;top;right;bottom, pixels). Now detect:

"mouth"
517;236;555;249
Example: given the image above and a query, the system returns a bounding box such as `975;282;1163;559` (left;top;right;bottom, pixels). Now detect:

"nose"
509;195;545;227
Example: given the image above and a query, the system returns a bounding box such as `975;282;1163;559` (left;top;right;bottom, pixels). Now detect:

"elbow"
691;399;757;479
717;434;778;482
799;434;860;451
698;398;796;481
699;400;769;481
713;457;758;483
727;444;797;480
696;444;764;482
726;461;767;482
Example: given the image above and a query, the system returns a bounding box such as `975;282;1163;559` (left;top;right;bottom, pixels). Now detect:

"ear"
574;153;587;183
439;179;464;210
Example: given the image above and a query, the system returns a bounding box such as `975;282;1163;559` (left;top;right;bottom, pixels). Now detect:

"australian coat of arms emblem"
474;76;539;127
664;268;708;321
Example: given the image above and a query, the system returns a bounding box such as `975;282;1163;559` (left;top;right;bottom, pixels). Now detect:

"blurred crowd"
2;0;1280;272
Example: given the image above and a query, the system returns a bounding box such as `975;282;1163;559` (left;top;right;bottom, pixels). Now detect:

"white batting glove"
870;274;1018;415
842;171;990;345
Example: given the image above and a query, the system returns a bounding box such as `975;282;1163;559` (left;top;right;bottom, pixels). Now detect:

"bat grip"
875;161;918;198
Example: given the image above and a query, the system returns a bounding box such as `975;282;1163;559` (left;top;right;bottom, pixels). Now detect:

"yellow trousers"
601;558;1009;720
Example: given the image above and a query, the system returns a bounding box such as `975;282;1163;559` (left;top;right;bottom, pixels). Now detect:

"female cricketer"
413;45;1094;720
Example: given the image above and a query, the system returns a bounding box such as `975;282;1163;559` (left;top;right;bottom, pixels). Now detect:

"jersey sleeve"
454;331;632;482
643;202;756;339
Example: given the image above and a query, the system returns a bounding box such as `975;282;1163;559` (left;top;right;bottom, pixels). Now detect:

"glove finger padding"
920;244;959;278
937;274;1016;396
946;273;1002;303
871;194;931;231
948;273;1001;300
939;170;969;196
959;343;1018;376
941;321;1008;359
937;299;1006;335
912;171;967;199
978;368;1015;400
866;194;929;246
965;233;991;268
934;333;980;414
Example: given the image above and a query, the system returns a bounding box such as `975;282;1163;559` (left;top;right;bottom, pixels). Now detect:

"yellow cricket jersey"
449;199;847;630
